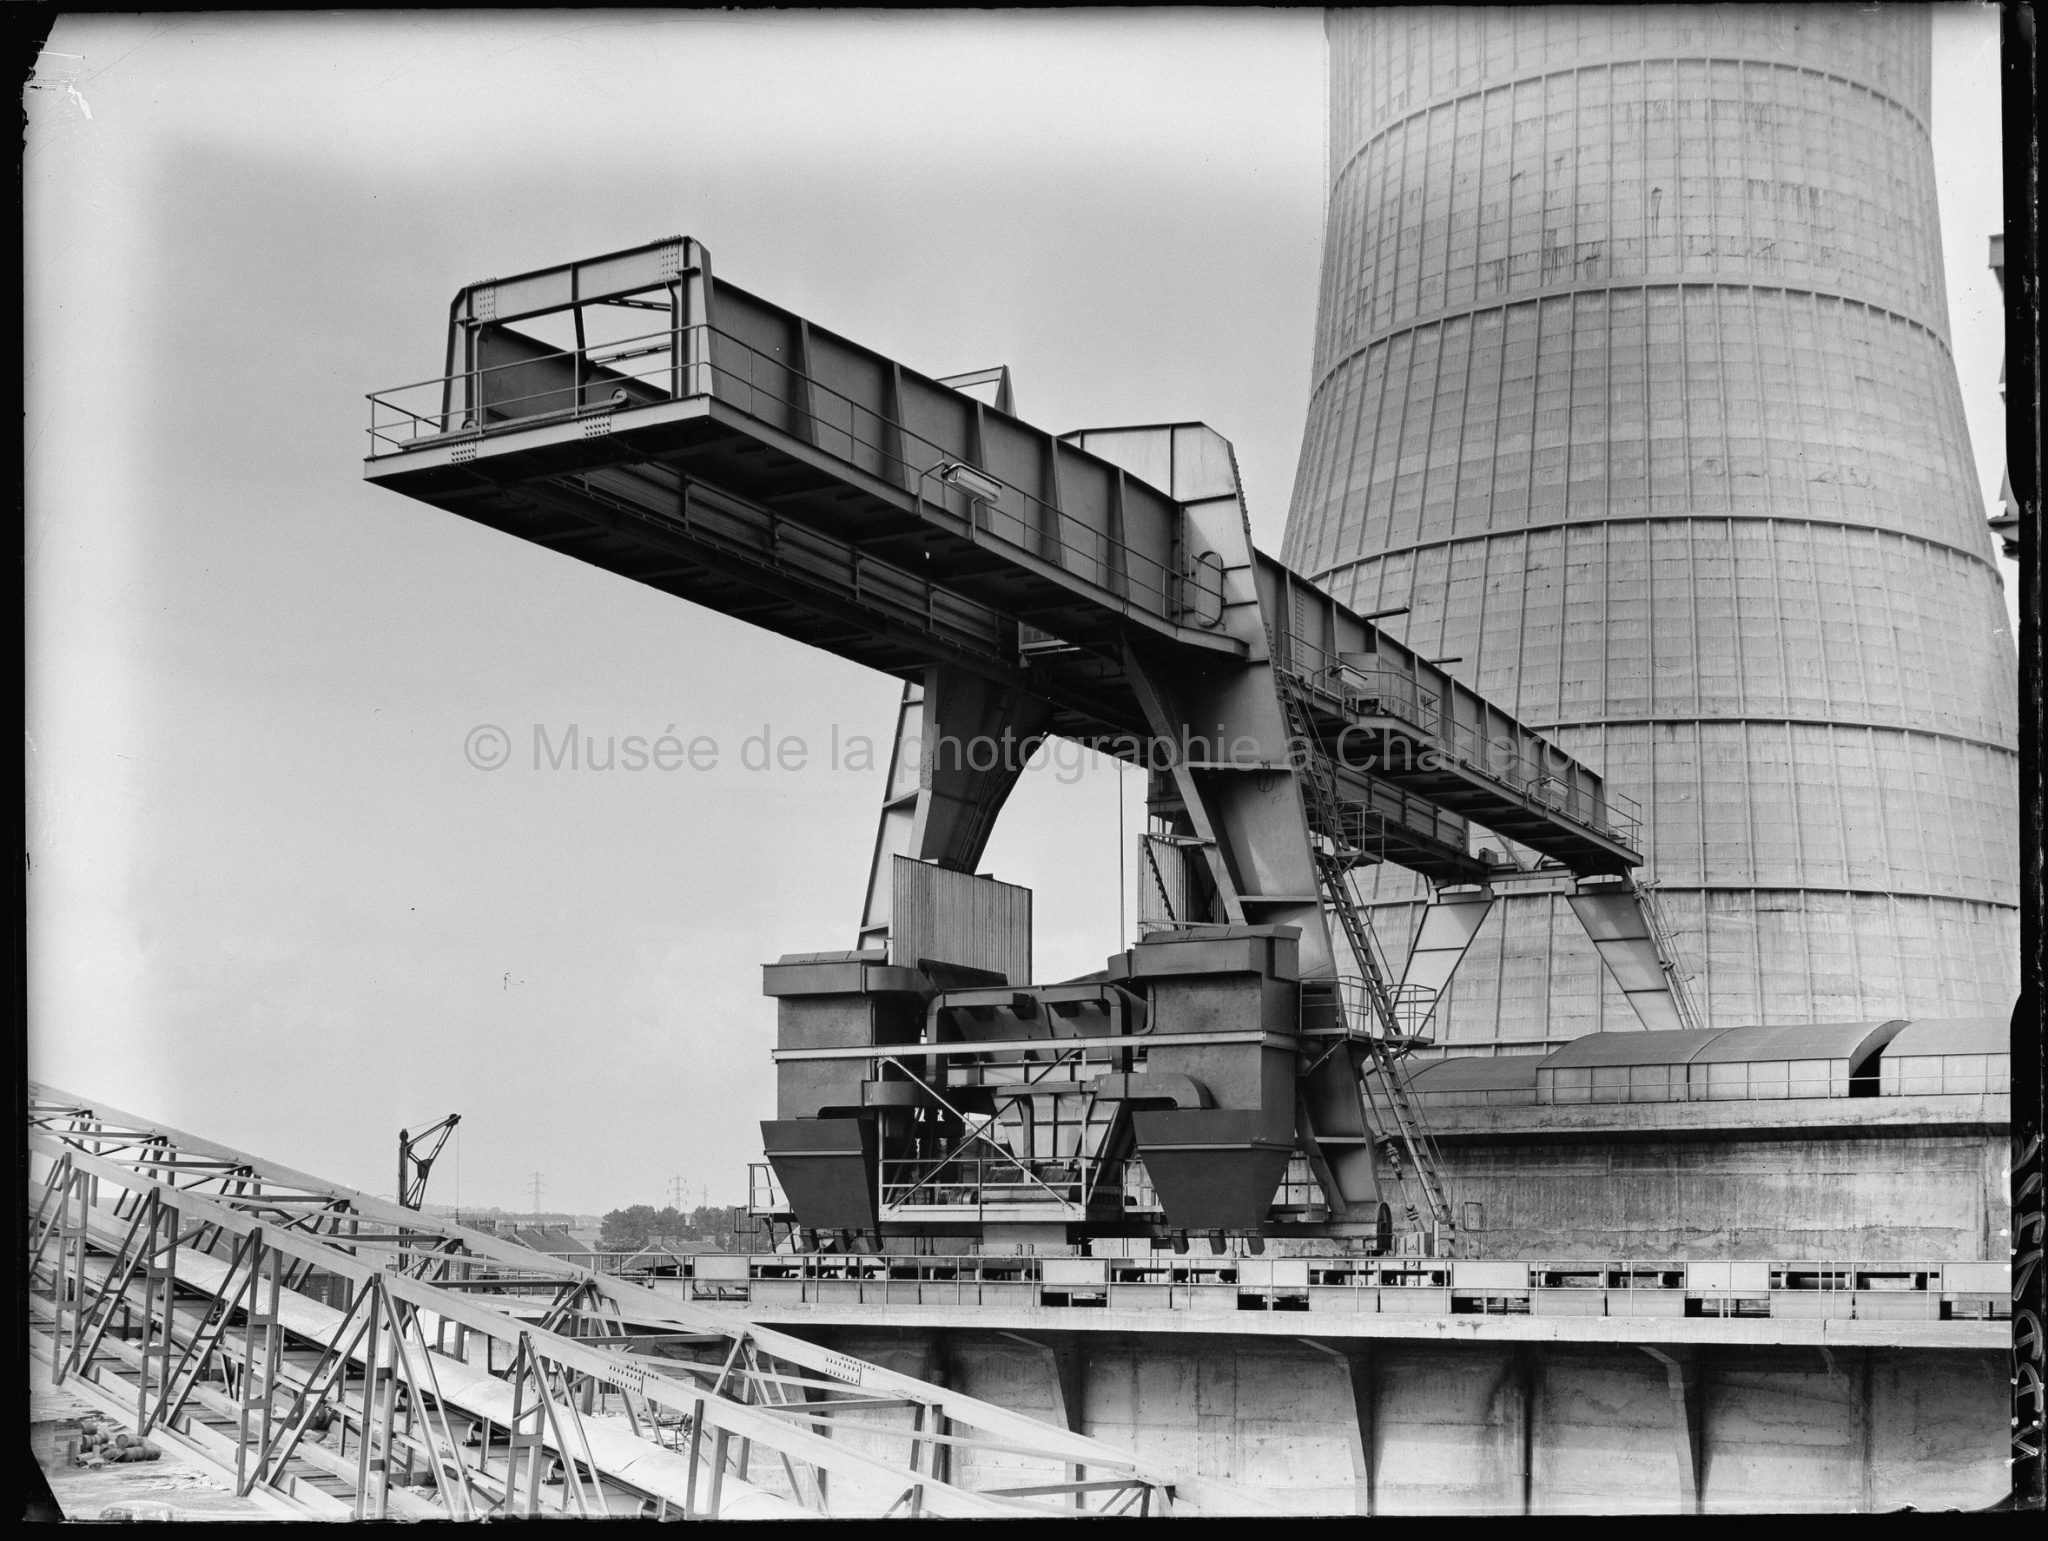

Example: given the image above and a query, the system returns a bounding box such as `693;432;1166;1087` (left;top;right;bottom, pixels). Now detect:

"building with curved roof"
1400;1017;2000;1112
1879;1014;2009;1096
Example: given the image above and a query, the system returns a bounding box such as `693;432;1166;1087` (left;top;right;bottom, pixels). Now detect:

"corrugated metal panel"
1541;1029;1732;1070
1688;1020;1908;1067
1404;1055;1542;1092
889;857;1031;984
1882;1016;2011;1058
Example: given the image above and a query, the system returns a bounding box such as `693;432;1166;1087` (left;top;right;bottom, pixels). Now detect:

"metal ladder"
1279;677;1456;1233
1633;873;1708;1034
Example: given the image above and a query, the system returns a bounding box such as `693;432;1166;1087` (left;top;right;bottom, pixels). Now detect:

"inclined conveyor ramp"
28;1085;1270;1519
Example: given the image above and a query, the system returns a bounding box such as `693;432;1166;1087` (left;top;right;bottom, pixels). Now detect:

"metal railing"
1344;785;1474;867
1880;1067;2010;1096
1545;1068;1935;1102
748;1161;785;1218
1396;1065;2012;1108
1298;977;1438;1042
752;1151;1164;1224
619;1249;2014;1323
1631;874;1708;1033
369;322;1194;629
366;327;689;450
879;1156;1158;1216
1277;636;1642;850
1341;975;1438;1039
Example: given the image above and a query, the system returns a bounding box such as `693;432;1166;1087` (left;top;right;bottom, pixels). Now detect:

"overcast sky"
26;7;2010;1217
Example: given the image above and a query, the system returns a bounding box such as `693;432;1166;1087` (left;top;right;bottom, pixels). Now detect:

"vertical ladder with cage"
1278;678;1456;1234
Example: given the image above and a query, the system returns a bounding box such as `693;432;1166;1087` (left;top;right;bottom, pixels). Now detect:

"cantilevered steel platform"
363;236;1639;886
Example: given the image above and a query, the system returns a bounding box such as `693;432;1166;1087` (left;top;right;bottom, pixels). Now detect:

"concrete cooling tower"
1282;5;2018;1047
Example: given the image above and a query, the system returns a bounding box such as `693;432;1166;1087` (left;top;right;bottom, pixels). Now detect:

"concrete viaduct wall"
791;1327;2005;1514
1436;1132;2007;1260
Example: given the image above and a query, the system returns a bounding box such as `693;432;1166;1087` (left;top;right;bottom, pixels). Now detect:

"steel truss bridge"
26;1085;1269;1519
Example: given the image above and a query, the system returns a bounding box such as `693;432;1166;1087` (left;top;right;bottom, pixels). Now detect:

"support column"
1858;1348;1876;1513
1566;878;1697;1033
1515;1347;1538;1516
920;1332;953;1488
1001;1332;1086;1508
1056;1339;1086;1511
856;666;1053;956
1301;1338;1376;1515
1641;1347;1704;1514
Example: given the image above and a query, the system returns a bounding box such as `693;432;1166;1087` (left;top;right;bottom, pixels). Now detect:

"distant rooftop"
506;1225;590;1255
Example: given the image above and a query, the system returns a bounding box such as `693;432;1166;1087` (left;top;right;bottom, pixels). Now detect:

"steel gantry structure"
27;1085;1268;1519
361;236;1703;1255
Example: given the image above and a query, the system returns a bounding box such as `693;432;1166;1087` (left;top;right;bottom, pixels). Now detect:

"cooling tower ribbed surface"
1282;5;2017;1045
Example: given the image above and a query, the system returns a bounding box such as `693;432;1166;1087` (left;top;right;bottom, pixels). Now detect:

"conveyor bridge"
363;237;1702;1254
365;236;1640;900
28;1085;1266;1519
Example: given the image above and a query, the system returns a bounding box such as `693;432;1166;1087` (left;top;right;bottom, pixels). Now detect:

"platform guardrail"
369;322;1192;628
595;1250;2013;1324
1277;635;1643;850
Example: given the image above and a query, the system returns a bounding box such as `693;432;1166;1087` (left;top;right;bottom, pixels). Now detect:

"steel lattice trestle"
27;1085;1270;1519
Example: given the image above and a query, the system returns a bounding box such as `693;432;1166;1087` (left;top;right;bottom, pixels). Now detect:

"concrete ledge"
742;1302;2006;1349
1421;1092;2008;1145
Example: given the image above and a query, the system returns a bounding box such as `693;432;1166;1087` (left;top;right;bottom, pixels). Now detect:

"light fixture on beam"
1360;605;1410;621
937;462;1006;505
1429;655;1464;665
